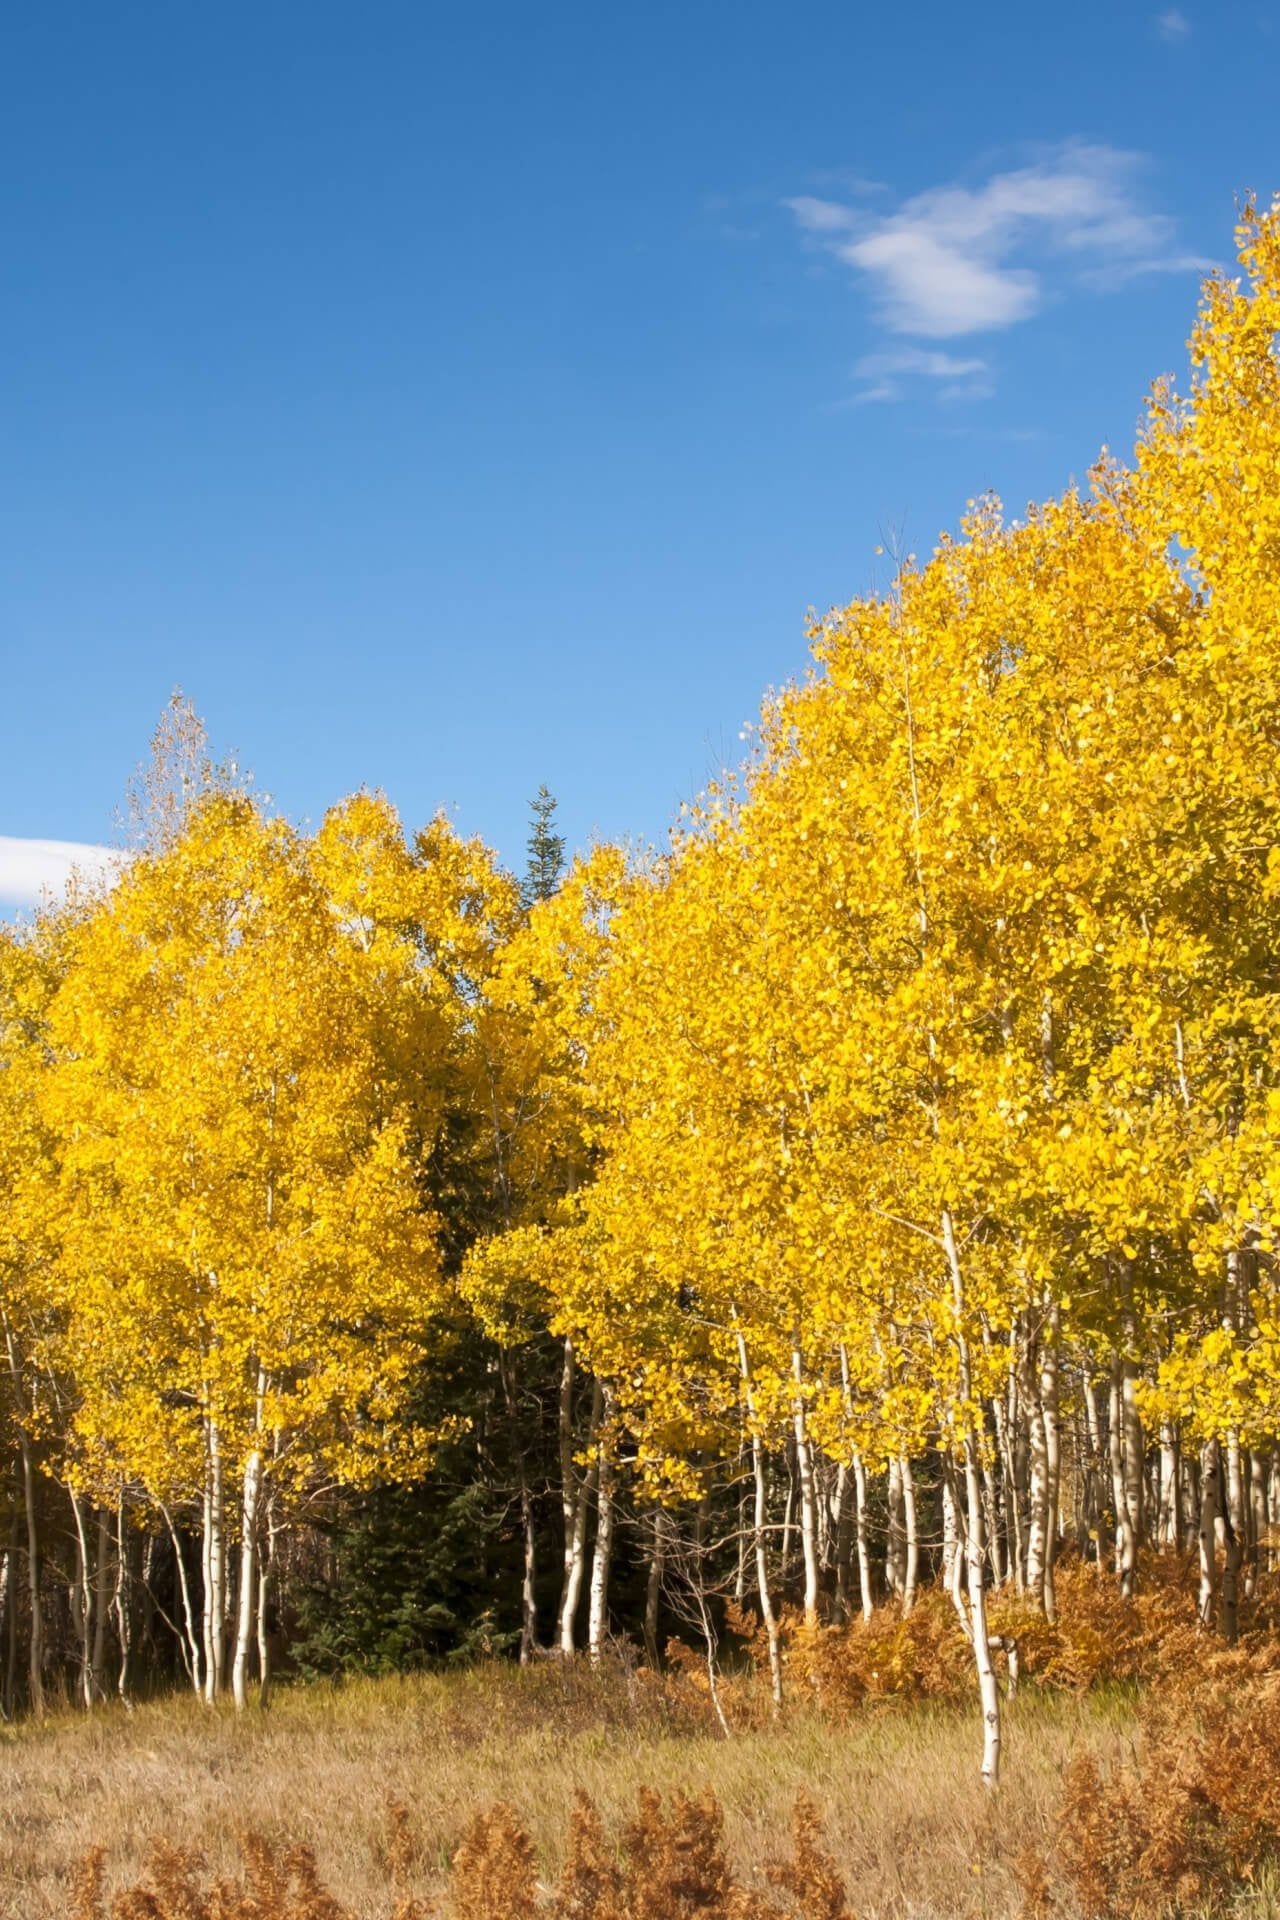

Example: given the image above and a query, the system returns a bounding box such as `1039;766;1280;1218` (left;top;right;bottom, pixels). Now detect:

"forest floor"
0;1661;1154;1919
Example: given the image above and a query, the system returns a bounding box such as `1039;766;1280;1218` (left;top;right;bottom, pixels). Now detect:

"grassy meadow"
0;1663;1140;1919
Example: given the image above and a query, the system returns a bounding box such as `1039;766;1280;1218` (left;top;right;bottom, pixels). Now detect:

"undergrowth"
22;1556;1280;1920
66;1792;855;1919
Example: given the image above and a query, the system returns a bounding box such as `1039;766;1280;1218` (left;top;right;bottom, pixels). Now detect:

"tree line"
2;200;1279;1781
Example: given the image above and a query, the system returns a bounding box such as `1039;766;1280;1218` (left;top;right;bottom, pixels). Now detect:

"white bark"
586;1392;615;1664
852;1452;874;1622
1198;1438;1219;1627
160;1502;203;1694
1024;1328;1049;1601
1248;1450;1269;1597
1221;1433;1245;1644
231;1445;264;1710
1040;1316;1061;1622
900;1454;918;1618
1159;1422;1181;1552
112;1498;131;1703
558;1373;601;1654
202;1420;226;1702
736;1329;782;1712
791;1347;820;1624
68;1492;94;1709
942;1206;1000;1788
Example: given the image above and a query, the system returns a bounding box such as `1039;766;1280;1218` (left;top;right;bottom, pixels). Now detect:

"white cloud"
788;143;1208;344
851;346;992;403
0;836;123;909
1157;8;1191;38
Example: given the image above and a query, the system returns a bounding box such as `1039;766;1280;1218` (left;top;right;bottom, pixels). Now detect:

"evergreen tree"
522;785;566;909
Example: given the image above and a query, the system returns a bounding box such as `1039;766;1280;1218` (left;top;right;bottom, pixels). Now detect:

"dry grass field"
0;1663;1139;1919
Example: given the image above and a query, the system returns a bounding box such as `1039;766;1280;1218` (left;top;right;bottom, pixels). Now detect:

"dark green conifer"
522;784;565;908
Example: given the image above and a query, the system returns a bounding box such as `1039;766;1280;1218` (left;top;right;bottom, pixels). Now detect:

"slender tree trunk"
558;1374;601;1654
981;1453;1006;1589
3;1323;43;1721
231;1446;264;1710
1108;1359;1137;1595
736;1330;782;1712
942;1463;970;1634
1221;1435;1244;1644
644;1507;667;1663
852;1452;874;1621
832;1462;853;1625
993;1362;1024;1593
499;1349;538;1664
160;1503;203;1694
587;1394;615;1665
1159;1422;1181;1553
1084;1376;1106;1566
792;1348;820;1624
899;1454;918;1618
1118;1268;1145;1581
518;1477;538;1665
885;1455;905;1598
1121;1368;1145;1576
202;1420;226;1702
780;1454;796;1593
0;1523;11;1722
1024;1326;1050;1605
17;1427;43;1721
69;1491;94;1709
1248;1450;1269;1597
942;1208;1000;1788
3;1508;20;1719
1198;1438;1219;1627
113;1497;131;1703
257;1492;279;1709
1041;1314;1061;1621
90;1507;111;1701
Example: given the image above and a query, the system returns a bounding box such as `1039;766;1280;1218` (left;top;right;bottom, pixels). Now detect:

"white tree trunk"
586;1392;615;1664
1159;1422;1181;1552
1024;1329;1050;1602
900;1454;918;1617
558;1374;602;1654
1198;1438;1219;1627
736;1329;782;1712
1040;1316;1061;1621
231;1446;264;1710
942;1207;1000;1788
1221;1432;1245;1643
202;1420;226;1702
852;1452;874;1620
792;1347;820;1624
160;1502;203;1694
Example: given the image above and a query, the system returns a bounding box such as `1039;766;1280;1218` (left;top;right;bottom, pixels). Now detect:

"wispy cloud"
787;144;1212;395
1156;9;1191;39
851;346;992;404
0;836;123;909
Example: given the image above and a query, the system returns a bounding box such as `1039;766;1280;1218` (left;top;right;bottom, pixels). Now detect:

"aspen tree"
47;792;450;1706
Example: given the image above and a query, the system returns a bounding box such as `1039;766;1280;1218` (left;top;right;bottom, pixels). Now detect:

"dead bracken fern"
550;1794;622;1919
767;1796;854;1920
1032;1646;1280;1920
450;1804;539;1919
66;1790;863;1920
66;1833;355;1920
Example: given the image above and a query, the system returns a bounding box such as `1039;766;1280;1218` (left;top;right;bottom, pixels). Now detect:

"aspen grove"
3;201;1280;1784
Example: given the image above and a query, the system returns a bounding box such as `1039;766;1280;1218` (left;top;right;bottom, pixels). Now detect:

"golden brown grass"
15;1560;1280;1918
2;1662;1128;1920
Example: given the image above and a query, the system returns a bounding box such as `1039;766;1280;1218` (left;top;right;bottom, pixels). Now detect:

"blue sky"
3;1;1277;904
